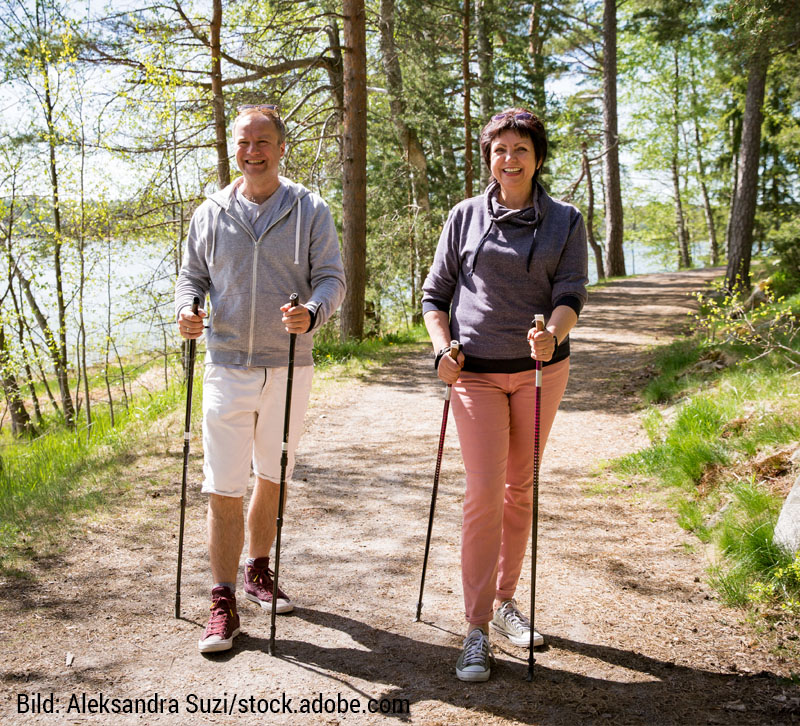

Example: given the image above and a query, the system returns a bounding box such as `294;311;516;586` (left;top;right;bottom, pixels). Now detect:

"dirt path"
2;269;799;725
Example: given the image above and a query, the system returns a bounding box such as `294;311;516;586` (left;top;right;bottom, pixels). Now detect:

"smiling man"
175;105;346;653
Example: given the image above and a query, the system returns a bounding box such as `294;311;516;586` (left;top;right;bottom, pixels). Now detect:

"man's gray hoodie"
175;177;346;368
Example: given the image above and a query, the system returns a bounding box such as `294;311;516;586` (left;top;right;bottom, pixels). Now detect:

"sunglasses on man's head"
493;111;535;121
237;104;279;114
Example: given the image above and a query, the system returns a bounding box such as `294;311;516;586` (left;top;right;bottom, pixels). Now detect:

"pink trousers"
451;358;570;625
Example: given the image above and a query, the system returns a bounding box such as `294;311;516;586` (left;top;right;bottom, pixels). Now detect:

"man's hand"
177;306;207;340
281;301;311;334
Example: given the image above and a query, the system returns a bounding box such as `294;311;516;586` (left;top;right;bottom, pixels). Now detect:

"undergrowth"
613;273;800;619
0;325;428;570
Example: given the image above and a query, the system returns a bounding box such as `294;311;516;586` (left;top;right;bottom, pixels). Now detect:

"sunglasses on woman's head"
492;111;535;121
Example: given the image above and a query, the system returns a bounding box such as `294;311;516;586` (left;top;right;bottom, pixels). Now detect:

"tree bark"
671;49;690;269
672;156;691;268
339;0;368;341
726;49;769;293
528;0;546;115
378;0;430;212
0;324;36;438
582;142;605;280
462;0;473;198
602;0;625;277
210;0;230;189
41;56;75;425
475;0;493;190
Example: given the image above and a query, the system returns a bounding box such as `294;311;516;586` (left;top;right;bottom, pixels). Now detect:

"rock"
774;471;800;555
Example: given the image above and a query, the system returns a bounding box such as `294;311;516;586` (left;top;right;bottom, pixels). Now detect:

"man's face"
234;114;285;187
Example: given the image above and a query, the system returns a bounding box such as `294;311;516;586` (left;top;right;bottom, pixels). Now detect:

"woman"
421;109;588;681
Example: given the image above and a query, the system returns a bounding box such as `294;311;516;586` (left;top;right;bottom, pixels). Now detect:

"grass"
0;378;188;557
611;287;800;619
0;323;429;571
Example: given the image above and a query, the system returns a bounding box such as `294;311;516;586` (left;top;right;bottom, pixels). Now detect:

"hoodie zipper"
219;198;299;366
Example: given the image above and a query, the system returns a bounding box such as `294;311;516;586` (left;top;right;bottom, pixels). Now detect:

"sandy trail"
2;269;798;725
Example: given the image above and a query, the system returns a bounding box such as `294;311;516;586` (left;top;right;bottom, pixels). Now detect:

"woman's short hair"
232;106;286;144
479;108;547;181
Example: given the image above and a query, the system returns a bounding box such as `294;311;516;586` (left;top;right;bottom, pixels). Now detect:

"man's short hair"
232;107;286;144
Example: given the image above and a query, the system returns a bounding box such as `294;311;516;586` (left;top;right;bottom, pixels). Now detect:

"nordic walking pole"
175;296;200;619
527;314;545;680
269;292;299;656
415;340;460;622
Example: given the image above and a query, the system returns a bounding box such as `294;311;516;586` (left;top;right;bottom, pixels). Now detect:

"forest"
0;0;798;440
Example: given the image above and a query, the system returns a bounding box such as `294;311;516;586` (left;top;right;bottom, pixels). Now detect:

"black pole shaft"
527;317;544;680
269;293;298;656
415;391;451;622
175;296;200;619
415;341;459;622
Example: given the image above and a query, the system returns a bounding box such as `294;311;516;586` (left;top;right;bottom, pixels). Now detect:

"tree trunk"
671;49;690;269
602;0;625;277
694;119;718;265
672;155;691;268
462;0;473;198
43;69;75;427
725;114;740;260
0;324;36;438
339;0;368;341
726;49;769;294
528;0;546;115
689;58;718;266
475;0;493;190
210;0;230;189
582;142;605;280
378;0;430;212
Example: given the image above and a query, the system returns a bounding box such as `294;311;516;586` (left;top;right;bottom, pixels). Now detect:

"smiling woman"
421;107;589;683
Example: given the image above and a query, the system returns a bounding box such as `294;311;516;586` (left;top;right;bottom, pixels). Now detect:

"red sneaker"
244;557;294;613
198;586;241;653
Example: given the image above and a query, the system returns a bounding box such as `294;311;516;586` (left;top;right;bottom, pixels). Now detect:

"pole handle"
448;341;460;359
531;315;544;332
191;296;200;315
288;292;298;308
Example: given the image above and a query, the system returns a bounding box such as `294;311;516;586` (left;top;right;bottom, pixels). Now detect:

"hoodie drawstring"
209;206;222;267
526;224;540;272
468;220;496;277
294;198;302;265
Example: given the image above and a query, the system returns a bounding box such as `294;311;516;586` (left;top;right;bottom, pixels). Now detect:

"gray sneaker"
491;599;543;648
455;628;494;682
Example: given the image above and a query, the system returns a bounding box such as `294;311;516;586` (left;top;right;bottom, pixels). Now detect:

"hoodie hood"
205;177;311;268
472;180;546;275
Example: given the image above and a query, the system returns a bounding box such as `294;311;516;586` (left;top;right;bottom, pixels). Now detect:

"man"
175;105;346;653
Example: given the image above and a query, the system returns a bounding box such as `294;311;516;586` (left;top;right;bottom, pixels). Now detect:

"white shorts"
201;363;314;497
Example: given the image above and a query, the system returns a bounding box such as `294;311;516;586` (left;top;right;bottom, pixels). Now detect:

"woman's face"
489;130;541;199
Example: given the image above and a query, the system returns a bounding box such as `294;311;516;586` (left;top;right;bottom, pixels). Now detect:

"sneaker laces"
248;565;287;600
500;600;530;629
462;629;490;666
205;596;235;638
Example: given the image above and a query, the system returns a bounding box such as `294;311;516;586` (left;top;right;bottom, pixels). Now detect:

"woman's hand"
438;349;465;385
527;327;557;362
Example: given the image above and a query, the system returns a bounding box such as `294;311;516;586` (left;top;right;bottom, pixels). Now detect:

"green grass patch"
0;373;191;565
312;322;428;367
612;286;800;619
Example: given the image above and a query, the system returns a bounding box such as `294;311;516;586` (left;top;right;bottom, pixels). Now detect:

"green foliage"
0;375;188;553
615;287;800;616
710;479;797;612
